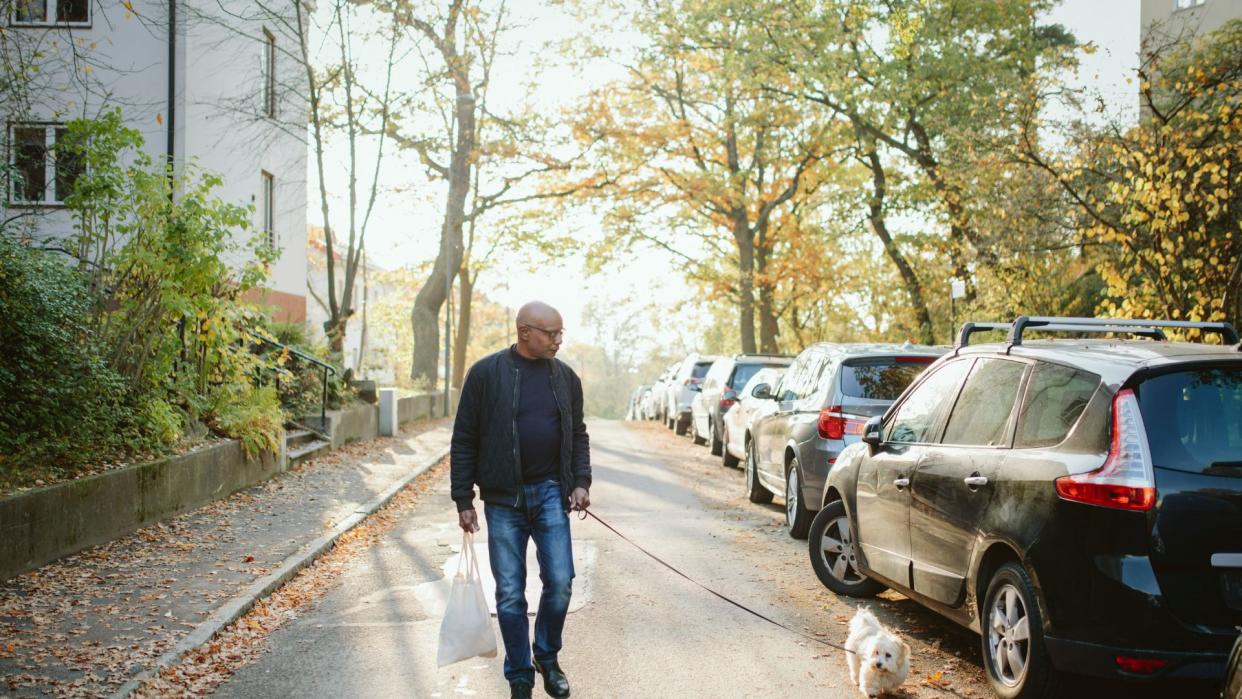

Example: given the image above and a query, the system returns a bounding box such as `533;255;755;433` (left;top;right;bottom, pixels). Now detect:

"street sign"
951;279;967;299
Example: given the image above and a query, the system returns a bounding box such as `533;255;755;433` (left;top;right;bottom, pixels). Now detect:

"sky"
314;0;1141;356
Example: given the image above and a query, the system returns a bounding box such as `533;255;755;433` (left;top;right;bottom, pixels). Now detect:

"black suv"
810;317;1242;698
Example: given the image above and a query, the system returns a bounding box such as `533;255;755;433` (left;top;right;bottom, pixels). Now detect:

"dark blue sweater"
511;347;562;484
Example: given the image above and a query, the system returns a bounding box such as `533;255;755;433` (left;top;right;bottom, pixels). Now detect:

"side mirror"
862;416;883;448
751;383;773;400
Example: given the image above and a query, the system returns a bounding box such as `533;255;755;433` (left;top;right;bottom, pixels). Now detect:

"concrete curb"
109;443;451;699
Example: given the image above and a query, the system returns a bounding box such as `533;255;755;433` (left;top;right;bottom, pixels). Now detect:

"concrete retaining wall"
0;442;280;581
0;389;456;582
323;390;457;448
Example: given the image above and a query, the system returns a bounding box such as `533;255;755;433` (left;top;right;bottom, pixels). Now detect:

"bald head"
514;301;564;360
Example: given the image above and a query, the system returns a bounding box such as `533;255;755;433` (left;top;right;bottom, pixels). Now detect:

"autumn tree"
1022;20;1242;328
571;0;839;354
764;0;1078;339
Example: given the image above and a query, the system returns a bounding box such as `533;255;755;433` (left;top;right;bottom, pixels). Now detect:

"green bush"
207;383;284;458
0;235;136;481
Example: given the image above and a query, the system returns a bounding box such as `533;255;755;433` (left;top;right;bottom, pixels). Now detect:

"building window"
261;171;275;248
262;28;277;118
12;0;90;26
7;124;82;205
1174;0;1205;9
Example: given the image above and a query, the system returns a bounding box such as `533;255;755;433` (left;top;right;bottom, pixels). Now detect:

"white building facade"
2;0;308;322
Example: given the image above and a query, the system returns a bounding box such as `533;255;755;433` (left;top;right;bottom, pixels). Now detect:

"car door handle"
963;475;989;488
893;477;910;489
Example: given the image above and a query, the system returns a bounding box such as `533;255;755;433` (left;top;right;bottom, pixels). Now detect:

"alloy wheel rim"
819;516;864;584
786;468;799;525
987;583;1031;688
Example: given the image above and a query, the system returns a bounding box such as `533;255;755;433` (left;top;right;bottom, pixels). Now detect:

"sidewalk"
0;418;452;699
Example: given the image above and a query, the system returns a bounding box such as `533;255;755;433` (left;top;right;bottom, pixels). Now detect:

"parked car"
649;362;679;423
722;366;787;469
690;354;792;454
626;385;650;420
748;343;944;538
638;385;655;420
664;353;720;436
813;316;1242;698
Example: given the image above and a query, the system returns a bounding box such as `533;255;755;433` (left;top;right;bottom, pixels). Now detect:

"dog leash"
578;508;853;654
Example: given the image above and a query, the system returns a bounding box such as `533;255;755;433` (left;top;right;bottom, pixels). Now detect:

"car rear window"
1138;366;1242;476
841;358;934;401
692;362;713;379
1015;363;1099;448
730;363;781;390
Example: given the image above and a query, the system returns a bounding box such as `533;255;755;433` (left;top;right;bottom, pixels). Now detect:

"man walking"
451;301;591;699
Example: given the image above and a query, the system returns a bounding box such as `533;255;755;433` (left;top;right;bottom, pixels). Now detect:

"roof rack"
1007;316;1238;346
957;322;1010;347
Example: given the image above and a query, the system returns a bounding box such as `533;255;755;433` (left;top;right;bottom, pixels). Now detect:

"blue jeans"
483;480;575;687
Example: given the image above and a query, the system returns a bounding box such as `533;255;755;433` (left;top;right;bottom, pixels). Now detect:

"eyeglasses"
521;323;565;341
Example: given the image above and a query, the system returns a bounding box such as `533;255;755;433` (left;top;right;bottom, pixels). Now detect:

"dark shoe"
510;682;533;699
534;661;570;698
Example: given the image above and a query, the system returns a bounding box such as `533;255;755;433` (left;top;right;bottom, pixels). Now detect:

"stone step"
287;438;331;466
284;429;319;449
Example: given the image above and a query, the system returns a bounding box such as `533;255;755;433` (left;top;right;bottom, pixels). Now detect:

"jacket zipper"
511;364;523;508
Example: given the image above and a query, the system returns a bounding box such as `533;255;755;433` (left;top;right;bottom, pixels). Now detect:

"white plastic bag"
437;531;498;667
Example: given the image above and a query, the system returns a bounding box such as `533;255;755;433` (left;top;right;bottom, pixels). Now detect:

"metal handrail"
253;334;338;430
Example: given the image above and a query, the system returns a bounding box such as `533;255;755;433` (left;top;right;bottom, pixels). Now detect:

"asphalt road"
211;419;1220;698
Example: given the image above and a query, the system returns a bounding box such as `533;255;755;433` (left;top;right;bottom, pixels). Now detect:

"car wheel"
785;459;813;539
709;420;723;456
691;418;707;445
981;562;1064;699
675;415;688;436
721;426;739;468
746;441;773;504
808;501;885;597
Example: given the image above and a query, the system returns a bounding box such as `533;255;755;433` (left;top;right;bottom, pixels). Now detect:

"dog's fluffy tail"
849;606;881;637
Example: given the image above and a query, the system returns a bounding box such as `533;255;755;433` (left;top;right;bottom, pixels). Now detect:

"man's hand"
570;487;590;512
458;508;479;533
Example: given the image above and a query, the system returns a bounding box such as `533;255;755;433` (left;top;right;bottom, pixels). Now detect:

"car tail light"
818;406;867;440
719;389;738;412
683;377;702;386
1055;389;1156;512
1115;656;1168;674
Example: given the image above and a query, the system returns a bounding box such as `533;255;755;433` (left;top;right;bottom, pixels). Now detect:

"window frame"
261;170;275;248
6;121;79;207
9;0;92;28
1012;360;1101;450
262;27;277;119
883;357;975;446
937;356;1032;449
1173;0;1206;11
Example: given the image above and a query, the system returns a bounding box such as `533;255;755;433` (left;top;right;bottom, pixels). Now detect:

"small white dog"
844;607;911;697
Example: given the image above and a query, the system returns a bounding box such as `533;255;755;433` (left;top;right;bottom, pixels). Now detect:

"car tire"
981;562;1065;699
746;441;773;504
808;501;885;597
709;420;723;456
691;418;707;445
721;426;740;468
675;415;688;436
785;459;813;539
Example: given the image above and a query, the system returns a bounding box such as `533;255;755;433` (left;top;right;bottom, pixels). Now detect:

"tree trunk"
733;215;757;353
862;145;934;344
755;236;780;353
410;80;475;384
453;267;474;388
